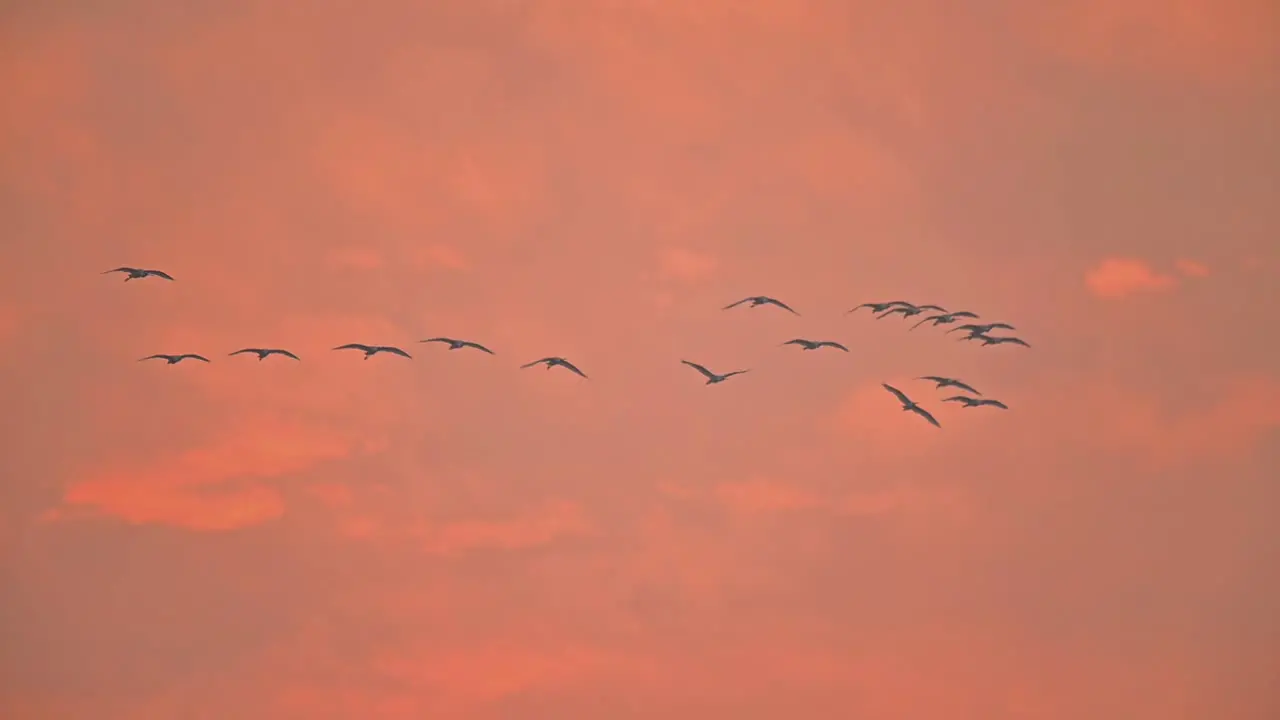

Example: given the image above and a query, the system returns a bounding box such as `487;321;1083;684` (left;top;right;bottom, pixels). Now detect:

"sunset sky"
2;1;1278;718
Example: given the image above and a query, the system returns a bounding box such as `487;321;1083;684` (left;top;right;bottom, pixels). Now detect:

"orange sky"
2;1;1278;718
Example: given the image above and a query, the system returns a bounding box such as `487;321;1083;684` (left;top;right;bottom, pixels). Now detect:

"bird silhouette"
332;343;412;359
881;383;940;427
976;335;1031;348
229;348;300;361
917;376;981;395
103;267;173;281
723;296;800;314
948;322;1015;335
847;300;914;315
521;356;587;377
681;360;749;384
420;337;495;354
139;353;208;364
911;311;979;330
781;339;849;352
943;396;1008;409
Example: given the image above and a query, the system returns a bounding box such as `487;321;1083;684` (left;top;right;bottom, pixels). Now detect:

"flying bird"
521;356;587;378
681;360;749;384
332;343;412;359
229;348;300;361
948;322;1015;335
781;339;849;352
103;267;173;281
911;311;979;330
943;396;1009;409
881;383;940;427
139;353;208;364
977;335;1031;348
847;301;914;315
420;337;495;354
917;376;982;395
723;296;800;314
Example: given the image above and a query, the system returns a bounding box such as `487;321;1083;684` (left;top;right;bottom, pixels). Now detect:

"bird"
943;395;1008;409
781;339;849;352
139;353;208;364
881;383;940;427
332;343;412;359
976;335;1031;348
917;376;982;395
723;296;800;314
521;356;587;378
419;337;495;354
103;267;173;281
847;300;914;314
911;311;979;330
228;347;300;361
681;360;749;384
947;322;1015;335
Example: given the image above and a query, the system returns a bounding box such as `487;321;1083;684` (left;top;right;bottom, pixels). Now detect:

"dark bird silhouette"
521;356;587;377
911;311;979;330
229;348;300;361
103;267;173;281
332;343;412;359
917;376;981;395
139;353;208;364
781;339;849;352
847;300;914;315
943;396;1009;409
881;383;940;427
948;322;1015;335
420;337;495;354
977;335;1031;348
681;360;749;384
723;296;800;315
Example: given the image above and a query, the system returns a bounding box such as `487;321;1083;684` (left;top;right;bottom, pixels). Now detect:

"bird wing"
947;324;979;334
521;357;553;368
781;339;806;346
334;343;373;352
910;405;941;427
918;375;947;384
183;354;211;362
272;349;301;360
910;316;940;329
557;359;587;377
723;369;750;378
952;311;979;319
886;301;915;307
941;396;972;404
916;304;946;313
103;267;138;274
763;297;799;314
723;298;752;309
419;337;451;344
990;323;1015;330
228;348;258;356
682;360;716;379
145;270;174;280
882;383;911;404
461;341;495;354
951;380;982;395
138;354;169;361
818;342;848;351
379;346;412;358
980;399;1009;409
876;308;907;318
1006;338;1030;347
846;303;873;314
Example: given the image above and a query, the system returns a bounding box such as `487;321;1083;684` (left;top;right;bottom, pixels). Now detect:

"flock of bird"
105;266;1031;428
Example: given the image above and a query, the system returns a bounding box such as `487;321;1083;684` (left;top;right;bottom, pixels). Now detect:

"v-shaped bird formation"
109;272;1031;427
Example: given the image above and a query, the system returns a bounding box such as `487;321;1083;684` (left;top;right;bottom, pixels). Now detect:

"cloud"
1084;257;1178;298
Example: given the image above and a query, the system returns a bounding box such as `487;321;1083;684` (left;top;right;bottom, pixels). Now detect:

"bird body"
229;348;300;361
881;383;940;427
333;343;412;359
943;396;1008;409
139;353;208;364
917;376;981;395
103;267;173;281
681;360;749;384
521;356;587;377
724;296;800;314
420;337;495;354
781;339;848;352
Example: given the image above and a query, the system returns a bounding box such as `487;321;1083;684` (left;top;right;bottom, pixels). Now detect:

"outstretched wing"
521;357;553;369
817;341;848;351
951;380;982;395
781;339;807;346
882;383;911;405
876;307;907;319
556;359;587;377
941;395;973;404
228;348;259;356
722;297;752;309
916;304;946;313
1004;337;1030;347
138;354;170;361
989;322;1016;331
763;297;799;314
910;405;941;427
181;354;210;362
103;267;138;274
951;311;979;319
419;337;452;344
910;315;941;330
846;303;874;314
947;324;981;334
682;360;716;380
979;399;1009;409
917;376;948;384
144;270;174;280
723;369;750;379
378;346;412;358
460;341;495;354
333;343;373;352
270;349;301;360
